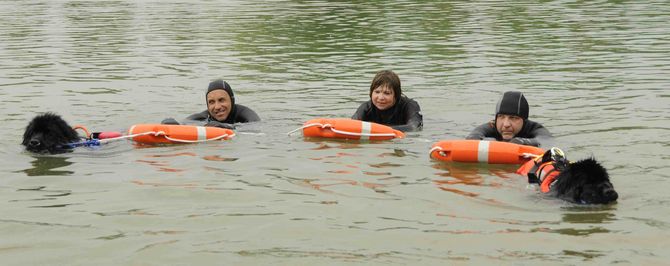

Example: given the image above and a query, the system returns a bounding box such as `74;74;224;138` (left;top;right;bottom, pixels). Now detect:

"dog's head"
22;113;81;154
552;158;618;204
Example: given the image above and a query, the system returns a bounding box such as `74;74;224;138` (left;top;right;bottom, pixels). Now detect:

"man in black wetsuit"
351;70;423;132
162;79;260;129
466;91;551;147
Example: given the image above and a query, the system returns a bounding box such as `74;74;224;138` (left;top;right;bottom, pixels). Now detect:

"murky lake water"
1;1;669;264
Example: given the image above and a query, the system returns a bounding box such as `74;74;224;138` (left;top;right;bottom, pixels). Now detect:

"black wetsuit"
162;104;260;129
351;96;423;132
466;119;552;147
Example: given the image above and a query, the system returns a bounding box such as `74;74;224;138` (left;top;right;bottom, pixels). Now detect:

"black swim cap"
206;79;235;105
495;91;529;120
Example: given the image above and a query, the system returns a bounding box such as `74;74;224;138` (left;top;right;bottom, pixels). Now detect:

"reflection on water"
379;149;408;157
545;227;611;236
299;178;389;195
431;162;520;201
560;250;605;260
10;186;75;208
562;210;617;224
18;156;74;176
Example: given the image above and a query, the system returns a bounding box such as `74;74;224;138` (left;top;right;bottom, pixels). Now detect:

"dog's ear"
54;116;80;141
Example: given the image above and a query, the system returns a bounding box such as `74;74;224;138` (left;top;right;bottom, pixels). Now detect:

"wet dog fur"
22;113;81;154
551;157;618;204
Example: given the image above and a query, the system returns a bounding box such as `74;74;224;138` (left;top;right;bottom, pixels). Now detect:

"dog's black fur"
551;157;618;204
22;113;81;154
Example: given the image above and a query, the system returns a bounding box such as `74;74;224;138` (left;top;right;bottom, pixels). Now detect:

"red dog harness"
516;148;567;193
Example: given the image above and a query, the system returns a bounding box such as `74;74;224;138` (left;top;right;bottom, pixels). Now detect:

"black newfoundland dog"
22;113;81;154
552;157;618;204
518;148;618;204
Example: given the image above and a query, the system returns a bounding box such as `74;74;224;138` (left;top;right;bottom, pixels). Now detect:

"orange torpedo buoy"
430;139;544;164
290;118;405;140
128;124;235;144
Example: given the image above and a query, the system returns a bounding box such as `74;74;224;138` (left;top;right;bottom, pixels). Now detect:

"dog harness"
516;147;568;193
60;125;124;149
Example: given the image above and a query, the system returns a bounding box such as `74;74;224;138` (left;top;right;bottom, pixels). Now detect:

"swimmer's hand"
161;118;180;125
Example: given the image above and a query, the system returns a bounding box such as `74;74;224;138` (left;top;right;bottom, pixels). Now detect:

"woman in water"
352;70;422;132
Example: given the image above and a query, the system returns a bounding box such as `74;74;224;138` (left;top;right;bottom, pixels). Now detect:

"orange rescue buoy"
128;124;235;144
289;118;405;140
430;140;544;164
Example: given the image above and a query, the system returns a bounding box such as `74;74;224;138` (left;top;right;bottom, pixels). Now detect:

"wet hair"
495;91;529;120
369;70;401;102
22;112;80;154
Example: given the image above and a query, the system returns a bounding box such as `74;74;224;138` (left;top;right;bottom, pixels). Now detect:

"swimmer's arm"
391;99;423;132
466;122;496;140
351;102;368;120
510;127;552;147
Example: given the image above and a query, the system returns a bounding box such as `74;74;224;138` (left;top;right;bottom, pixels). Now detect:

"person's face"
496;114;523;140
207;90;232;121
371;85;396;111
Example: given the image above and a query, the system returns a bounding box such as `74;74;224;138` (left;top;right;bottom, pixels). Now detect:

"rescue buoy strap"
286;123;322;136
428;146;448;158
521;152;541;159
135;130;233;143
328;127;396;137
428;146;443;154
102;131;154;142
162;133;233;143
72;125;91;138
288;123;397;137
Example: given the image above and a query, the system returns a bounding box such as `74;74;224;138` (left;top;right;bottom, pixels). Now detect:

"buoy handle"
72;125;91;138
